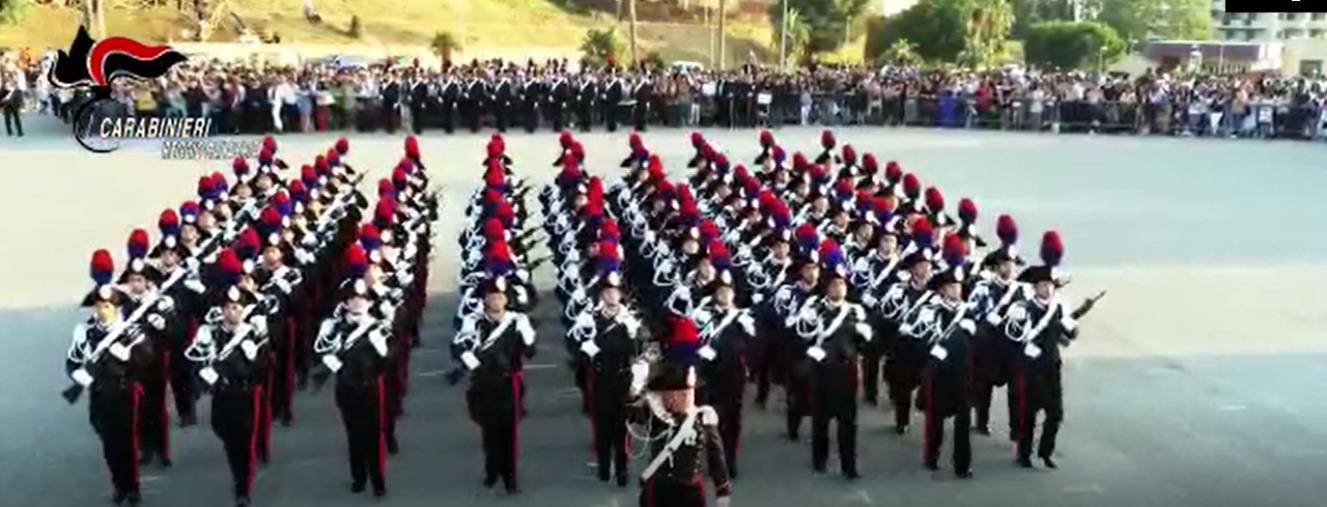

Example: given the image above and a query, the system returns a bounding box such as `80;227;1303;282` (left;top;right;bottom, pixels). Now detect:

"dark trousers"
578;103;594;132
481;418;517;488
923;369;971;472
336;379;387;492
139;353;170;462
640;477;706;507
592;401;628;481
549;105;565;131
1014;364;1063;461
494;103;510;132
887;350;924;429
2;106;22;136
633;103;649;131
272;317;297;425
707;386;744;477
169;326;198;421
605;104;618;132
411;104;426;134
211;386;260;497
472;375;520;489
861;343;884;404
811;383;858;476
91;385;142;497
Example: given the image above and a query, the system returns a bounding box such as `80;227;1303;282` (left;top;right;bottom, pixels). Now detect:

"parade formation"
62;127;1105;507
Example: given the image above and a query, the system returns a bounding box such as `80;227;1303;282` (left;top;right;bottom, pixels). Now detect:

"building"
1210;1;1327;42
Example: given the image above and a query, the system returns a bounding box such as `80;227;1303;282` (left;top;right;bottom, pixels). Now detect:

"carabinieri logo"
48;27;190;153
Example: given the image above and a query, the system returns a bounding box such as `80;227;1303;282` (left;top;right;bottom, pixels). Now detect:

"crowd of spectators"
3;48;1326;141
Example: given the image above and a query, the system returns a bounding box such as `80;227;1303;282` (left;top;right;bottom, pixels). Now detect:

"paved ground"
1;116;1325;506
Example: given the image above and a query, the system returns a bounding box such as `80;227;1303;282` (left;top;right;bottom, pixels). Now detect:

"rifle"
1071;290;1107;321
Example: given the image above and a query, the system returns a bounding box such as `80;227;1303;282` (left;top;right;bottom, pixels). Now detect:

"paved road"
0;121;1324;506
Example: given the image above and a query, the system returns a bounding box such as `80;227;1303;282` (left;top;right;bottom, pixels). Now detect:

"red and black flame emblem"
49;26;187;93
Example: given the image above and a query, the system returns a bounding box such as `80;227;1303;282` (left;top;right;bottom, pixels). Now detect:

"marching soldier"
464;72;487;133
187;254;271;507
452;276;537;494
909;238;975;478
577;73;598;132
65;249;156;506
970;214;1025;435
792;246;870;479
251;206;306;427
313;248;392;498
632;74;652;132
521;74;543;133
880;219;937;435
493;72;515;133
547;72;570;132
693;271;756;478
571;271;644;486
149;210;208;427
118;229;174;468
603;69;623;132
441;72;460;134
1002;231;1103;469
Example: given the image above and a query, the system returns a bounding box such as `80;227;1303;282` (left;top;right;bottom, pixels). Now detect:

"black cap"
210;283;257;307
477;276;510;295
646;362;696;391
1017;265;1059;285
81;284;125;307
338;278;380;301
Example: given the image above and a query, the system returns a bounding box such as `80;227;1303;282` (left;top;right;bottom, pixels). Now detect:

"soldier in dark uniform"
521;74;542;133
148;211;209;428
493;72;515;133
441;71;460;134
1003;231;1101;469
577;74;598;132
547;73;570;132
603;70;624;133
632;359;734;507
251;206;306;427
879;218;937;435
909;241;975;478
409;72;430;134
465;72;487;133
452;277;537;494
313;263;393;498
117;230;174;469
694;272;756;478
632;75;652;132
65;249;157;506
571;272;643;486
382;72;403;134
188;274;271;507
970;214;1024;435
793;248;869;479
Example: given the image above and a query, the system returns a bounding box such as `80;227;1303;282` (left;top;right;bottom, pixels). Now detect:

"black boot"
112;490;128;505
482;475;497;489
1016;457;1034;468
351;481;366;494
616;474;628;487
126;492;142;506
235;495;251;507
386;434;399;455
1041;456;1058;469
956;469;973;479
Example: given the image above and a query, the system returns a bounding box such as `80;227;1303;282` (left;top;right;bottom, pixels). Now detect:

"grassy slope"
0;0;809;66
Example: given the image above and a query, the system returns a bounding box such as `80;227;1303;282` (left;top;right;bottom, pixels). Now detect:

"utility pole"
629;0;638;67
718;0;727;70
779;0;788;70
706;5;715;68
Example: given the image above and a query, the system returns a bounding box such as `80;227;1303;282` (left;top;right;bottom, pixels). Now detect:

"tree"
1023;20;1124;70
771;8;813;64
957;0;1014;69
1098;0;1212;42
430;31;461;65
1010;0;1078;38
769;0;872;55
0;0;29;24
882;38;921;66
580;28;623;69
866;0;1010;66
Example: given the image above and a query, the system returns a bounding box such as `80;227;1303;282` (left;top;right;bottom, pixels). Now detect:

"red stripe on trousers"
130;383;143;486
248;386;262;492
377;376;387;478
160;353;171;459
645;478;654;507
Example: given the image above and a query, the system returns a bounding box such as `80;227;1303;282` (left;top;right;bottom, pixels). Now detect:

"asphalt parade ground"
1;118;1325;507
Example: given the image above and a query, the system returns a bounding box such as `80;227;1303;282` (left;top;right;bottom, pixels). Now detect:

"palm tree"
430;31;461;66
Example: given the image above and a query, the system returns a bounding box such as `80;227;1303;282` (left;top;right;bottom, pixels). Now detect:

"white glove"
71;368;94;387
716;496;732;507
930;344;949;361
250;318;268;337
184;279;207;294
109;342;131;362
461;351;481;370
199;366;219;385
918;308;936;324
854;322;873;341
698;345;717;361
806;346;827;362
185;257;200;271
241;340;259;360
322;354;343;373
580;339;601;358
1008;305;1028;322
959;319;976;335
862;293;878;308
156;295;175;312
369;331;389;357
148;314;167;330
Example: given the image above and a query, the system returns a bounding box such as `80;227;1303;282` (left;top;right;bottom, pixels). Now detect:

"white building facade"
1210;1;1327;42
